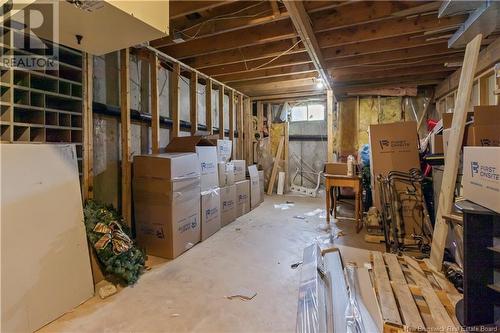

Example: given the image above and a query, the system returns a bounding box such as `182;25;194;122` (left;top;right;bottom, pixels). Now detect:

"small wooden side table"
324;173;362;232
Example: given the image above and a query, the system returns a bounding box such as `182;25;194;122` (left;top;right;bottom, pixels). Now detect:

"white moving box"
248;165;261;209
235;180;250;217
218;161;235;187
217;139;233;162
462;147;500;213
233;160;246;181
201;188;221;240
133;153;201;259
1;144;94;332
220;185;236;226
166;136;218;191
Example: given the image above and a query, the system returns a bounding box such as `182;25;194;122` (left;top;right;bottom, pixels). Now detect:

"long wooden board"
429;34;482;269
372;252;402;325
120;48;132;227
267;136;284;195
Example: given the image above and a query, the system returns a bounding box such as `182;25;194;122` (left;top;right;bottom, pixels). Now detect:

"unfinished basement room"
1;0;500;332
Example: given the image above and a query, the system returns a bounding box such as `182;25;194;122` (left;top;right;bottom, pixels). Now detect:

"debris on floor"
291;261;303;269
274;203;295;210
293;215;305;220
304;208;326;217
98;283;118;299
225;288;257;301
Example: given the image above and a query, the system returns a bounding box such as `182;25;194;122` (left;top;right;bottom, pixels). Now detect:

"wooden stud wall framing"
219;86;224;139
228;89;235;158
82;52;93;200
327;89;334;162
206;79;213;134
190;72;198;135
237;94;244;159
245;98;253;165
120;48;132;227
150;52;160;153
170;62;180;140
257;101;263;140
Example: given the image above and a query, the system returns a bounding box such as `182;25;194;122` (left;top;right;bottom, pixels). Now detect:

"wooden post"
219;86;224;139
229;90;235;158
82;52;93;201
245;99;253;165
327;89;334;162
430;34;482;270
284;121;289;193
120;48;132;227
206;79;213;134
190;72;198;135
170;62;180;140
267;136;285;195
237;94;244;159
257;101;263;140
150;52;160;153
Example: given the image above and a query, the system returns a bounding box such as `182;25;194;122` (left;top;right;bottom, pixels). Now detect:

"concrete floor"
39;194;383;333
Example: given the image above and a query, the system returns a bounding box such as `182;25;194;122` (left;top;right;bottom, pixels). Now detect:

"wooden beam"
205;52;311;77
82;52;93;201
229;90;235;157
327;89;334;162
230;73;318;89
158;19;296;59
270;1;280;18
170;62;181;139
218;63;316;83
157;2;287;48
245;98;253;164
430;35;482;271
267;136;285;195
120;48;132;227
237;94;244;159
283;121;289;192
257;101;264;140
205;79;213;134
169;1;230;20
183;39;305;69
317;15;466;49
150;52;160;153
326;43;463;69
311;1;437;33
284;0;331;88
190;72;198;135
252;91;326;101
218;86;224;139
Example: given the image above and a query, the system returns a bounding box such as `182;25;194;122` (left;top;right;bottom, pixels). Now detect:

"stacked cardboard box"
235;180;250;217
133;153;201;259
248;165;261;209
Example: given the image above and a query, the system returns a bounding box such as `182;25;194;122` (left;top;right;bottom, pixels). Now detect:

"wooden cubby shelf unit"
0;25;84;173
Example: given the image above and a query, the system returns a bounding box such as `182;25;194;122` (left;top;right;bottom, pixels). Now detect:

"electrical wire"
249;40;303;71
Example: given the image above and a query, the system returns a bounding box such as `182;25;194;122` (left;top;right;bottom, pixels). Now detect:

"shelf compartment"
59;65;82;83
71;84;82;98
71;129;82;143
59;113;71;127
45;95;82;113
1;69;10;84
1;104;11;121
14;107;44;125
46;128;70;142
30;127;45;142
58;47;82;68
45;111;58;126
13;89;29;105
13;71;29;87
30;91;44;107
31;74;58;93
1;124;11;141
13;125;29;142
71;114;82;128
59;81;71;95
1;85;11;103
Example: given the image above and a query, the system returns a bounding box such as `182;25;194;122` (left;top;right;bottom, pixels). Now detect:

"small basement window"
290;103;325;122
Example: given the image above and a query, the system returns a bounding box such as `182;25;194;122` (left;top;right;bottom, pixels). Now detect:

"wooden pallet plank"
430;34;482;269
267;136;284;195
404;256;457;330
372;252;402;325
384;254;425;330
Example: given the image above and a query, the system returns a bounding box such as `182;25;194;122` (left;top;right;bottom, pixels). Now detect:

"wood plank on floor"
372;252;402;325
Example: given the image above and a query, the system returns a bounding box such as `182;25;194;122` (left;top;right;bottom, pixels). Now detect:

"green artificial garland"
83;200;146;285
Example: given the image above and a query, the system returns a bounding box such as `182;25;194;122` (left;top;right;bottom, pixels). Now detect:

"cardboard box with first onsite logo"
462;147;500;213
201;188;221;241
369;121;421;236
165;135;219;191
232;160;246;181
217;139;233;162
217;161;235;187
248;165;261;209
235;180;250;217
133;153;201;259
220;185;236;226
467;106;500;147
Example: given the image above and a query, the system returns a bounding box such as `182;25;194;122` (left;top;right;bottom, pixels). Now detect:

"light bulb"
316;81;324;89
